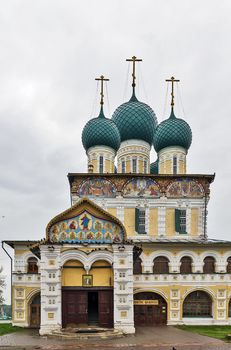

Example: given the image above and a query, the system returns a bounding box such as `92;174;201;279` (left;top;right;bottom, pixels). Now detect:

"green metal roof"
153;109;192;153
82;107;121;151
112;93;157;145
150;159;158;174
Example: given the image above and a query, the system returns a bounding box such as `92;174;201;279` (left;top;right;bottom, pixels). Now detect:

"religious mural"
166;179;204;198
123;178;160;198
49;211;123;244
79;178;116;198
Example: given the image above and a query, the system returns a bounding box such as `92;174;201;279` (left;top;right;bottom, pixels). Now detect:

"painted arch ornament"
123;178;160;198
48;211;124;244
166;178;204;198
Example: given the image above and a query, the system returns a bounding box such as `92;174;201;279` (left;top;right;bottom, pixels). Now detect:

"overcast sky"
0;0;231;303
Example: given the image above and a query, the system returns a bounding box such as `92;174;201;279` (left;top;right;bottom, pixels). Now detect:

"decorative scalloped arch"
26;288;40;302
122;177;160;198
46;197;126;244
134;288;168;302
176;250;198;264
166;179;204;198
88;250;113;269
200;251;220;262
148;250;174;263
182;287;215;301
60;250;88;267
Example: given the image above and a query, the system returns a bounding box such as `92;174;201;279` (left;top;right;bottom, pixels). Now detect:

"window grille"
122;160;125;173
173;156;177;174
135;207;146;234
132;158;137;173
99;156;104;173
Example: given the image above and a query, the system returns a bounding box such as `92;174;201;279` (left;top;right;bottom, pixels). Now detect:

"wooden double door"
62;288;113;328
134;292;167;326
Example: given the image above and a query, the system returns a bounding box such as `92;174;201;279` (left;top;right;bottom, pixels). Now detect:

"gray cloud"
1;0;231;302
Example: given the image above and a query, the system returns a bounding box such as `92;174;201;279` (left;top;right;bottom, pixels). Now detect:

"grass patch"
0;323;24;336
176;325;231;341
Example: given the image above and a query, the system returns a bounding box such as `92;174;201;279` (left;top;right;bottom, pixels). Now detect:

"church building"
3;57;231;335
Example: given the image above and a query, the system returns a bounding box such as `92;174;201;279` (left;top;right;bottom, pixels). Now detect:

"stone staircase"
50;326;124;340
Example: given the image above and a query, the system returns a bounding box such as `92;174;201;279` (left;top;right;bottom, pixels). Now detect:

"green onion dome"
150;159;158;174
153;109;192;153
82;107;121;151
112;93;158;145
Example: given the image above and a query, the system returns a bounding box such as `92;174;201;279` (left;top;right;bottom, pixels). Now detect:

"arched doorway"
62;259;113;328
134;292;167;326
29;293;40;328
183;290;212;318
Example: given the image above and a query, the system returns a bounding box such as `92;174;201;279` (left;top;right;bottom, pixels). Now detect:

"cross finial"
166;76;180;108
95;75;109;106
126;56;142;93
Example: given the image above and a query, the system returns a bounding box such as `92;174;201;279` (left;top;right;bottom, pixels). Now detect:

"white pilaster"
113;244;135;334
39;245;62;335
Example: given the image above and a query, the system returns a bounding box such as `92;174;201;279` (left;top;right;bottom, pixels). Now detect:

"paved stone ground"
0;326;230;350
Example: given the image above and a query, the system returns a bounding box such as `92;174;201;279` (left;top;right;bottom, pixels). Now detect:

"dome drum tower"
153;77;192;175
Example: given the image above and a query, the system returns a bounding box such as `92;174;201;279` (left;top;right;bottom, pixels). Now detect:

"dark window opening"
227;257;231;273
183;291;212;317
28;258;38;274
153;256;169;274
134;257;142;274
203;256;215;274
175;209;187;234
173;156;177;174
180;256;192;274
99;156;104;173
135;207;146;234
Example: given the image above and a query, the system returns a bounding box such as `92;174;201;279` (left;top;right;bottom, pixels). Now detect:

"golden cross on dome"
95;75;109;105
126;56;142;89
166;76;180;108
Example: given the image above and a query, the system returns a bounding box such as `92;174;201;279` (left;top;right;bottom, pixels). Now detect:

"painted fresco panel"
123;178;160;198
79;178;116;198
166;179;204;198
49;211;123;244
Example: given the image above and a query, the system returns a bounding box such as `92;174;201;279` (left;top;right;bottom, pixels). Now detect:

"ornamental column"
113;244;135;334
39;245;62;335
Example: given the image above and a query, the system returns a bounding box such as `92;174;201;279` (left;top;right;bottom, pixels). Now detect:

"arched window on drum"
180;256;192;274
27;257;38;274
153;256;169;274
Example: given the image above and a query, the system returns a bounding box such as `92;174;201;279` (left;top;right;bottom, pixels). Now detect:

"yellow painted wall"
15;249;31;256
107;208;117;217
124;208;135;236
191;208;198;236
91;159;98;173
126;160;131;173
90;260;113;287
12;286;40;325
105;159;114;173
138;160;143;173
149;208;158;236
61;260;113;287
165;160;172;174
166;208;175;236
62;260;85;287
179;160;186;174
159;162;164;174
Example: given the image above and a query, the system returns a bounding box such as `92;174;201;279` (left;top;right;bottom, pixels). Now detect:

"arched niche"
62;260;85;287
78;178;116;198
166;179;204;198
